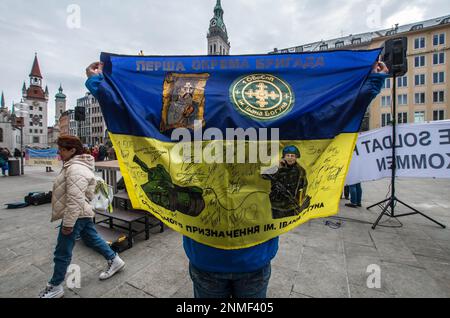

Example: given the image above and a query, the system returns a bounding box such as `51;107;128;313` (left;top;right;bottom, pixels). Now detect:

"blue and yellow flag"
96;49;382;249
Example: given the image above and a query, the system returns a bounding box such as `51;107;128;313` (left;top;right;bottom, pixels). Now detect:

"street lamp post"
13;102;28;175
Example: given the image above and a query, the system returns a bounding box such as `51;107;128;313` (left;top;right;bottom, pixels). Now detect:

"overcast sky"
1;0;449;126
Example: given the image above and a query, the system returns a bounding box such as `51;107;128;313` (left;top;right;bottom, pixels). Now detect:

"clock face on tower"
33;101;39;107
210;19;217;27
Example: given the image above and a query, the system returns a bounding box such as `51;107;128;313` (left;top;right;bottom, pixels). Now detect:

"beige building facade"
271;15;450;130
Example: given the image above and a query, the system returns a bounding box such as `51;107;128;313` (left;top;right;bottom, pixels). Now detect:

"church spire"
207;0;230;55
1;92;5;108
29;53;43;79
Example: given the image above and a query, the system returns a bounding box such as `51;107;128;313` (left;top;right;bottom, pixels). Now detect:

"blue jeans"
49;218;116;286
349;183;362;205
189;262;271;298
1;162;8;175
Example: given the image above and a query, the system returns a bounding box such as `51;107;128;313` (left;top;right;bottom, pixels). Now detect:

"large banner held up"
346;120;450;185
25;148;61;167
96;49;382;249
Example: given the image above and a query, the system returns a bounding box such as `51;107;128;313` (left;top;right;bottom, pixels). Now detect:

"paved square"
1;166;449;298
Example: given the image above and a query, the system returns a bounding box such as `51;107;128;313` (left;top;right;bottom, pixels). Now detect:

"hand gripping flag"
95;49;383;249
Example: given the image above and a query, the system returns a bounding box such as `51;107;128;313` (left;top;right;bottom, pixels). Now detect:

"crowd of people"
83;143;116;162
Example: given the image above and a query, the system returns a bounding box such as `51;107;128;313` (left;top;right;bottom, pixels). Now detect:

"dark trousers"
189;263;271;298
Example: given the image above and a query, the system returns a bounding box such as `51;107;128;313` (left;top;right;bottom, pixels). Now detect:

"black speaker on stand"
367;37;446;230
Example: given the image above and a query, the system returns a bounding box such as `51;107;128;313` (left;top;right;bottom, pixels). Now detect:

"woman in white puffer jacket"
39;136;125;298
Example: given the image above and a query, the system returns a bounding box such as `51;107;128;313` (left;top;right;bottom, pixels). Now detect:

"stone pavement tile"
271;234;304;271
289;291;313;298
0;260;46;297
70;241;174;298
292;246;349;298
421;226;450;243
382;262;448;298
101;282;155;298
369;231;419;267
349;283;394;298
171;278;194;298
396;226;433;241
415;255;450;297
267;265;297;298
402;237;450;262
341;224;375;248
302;224;344;254
126;249;190;298
344;242;396;295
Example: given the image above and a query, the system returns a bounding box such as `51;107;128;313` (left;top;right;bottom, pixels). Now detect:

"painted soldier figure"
263;146;311;219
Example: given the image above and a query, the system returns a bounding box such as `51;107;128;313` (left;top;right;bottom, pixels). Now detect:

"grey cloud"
0;0;449;126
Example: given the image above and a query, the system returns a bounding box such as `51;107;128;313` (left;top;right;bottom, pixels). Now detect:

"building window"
29;122;33;126
414;92;425;104
433;72;445;84
433;110;445;121
39;107;42;111
398;112;408;124
319;44;328;51
397;76;407;87
411;24;423;31
0;128;3;142
398;94;408;105
382;79;391;89
433;52;445;65
33;136;39;143
433;91;445;103
335;41;344;48
433;33;445;46
414;37;426;49
29;129;32;133
352;38;361;45
381;113;391;127
414;111;425;123
381;96;391;107
34;129;38;134
414;55;426;67
40;129;43;134
30;106;33;111
415;74;425;86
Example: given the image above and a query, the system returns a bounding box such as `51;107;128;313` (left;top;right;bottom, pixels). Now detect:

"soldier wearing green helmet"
263;145;310;219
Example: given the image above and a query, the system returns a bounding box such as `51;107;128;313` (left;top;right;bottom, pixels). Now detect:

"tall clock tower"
22;53;49;147
207;0;230;55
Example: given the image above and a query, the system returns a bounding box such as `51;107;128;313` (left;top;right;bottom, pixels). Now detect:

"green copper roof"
210;0;227;35
55;84;66;99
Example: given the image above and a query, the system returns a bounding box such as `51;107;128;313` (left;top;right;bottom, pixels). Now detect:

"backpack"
91;176;114;213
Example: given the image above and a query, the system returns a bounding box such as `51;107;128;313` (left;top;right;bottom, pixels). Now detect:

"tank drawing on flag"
133;155;206;217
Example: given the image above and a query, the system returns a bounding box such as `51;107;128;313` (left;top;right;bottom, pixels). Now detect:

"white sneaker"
99;255;125;280
38;283;64;298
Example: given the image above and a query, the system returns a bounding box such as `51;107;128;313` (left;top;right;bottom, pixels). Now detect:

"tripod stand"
367;73;446;230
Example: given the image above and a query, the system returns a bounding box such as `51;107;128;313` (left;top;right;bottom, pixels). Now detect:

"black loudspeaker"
75;106;86;121
382;37;408;77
